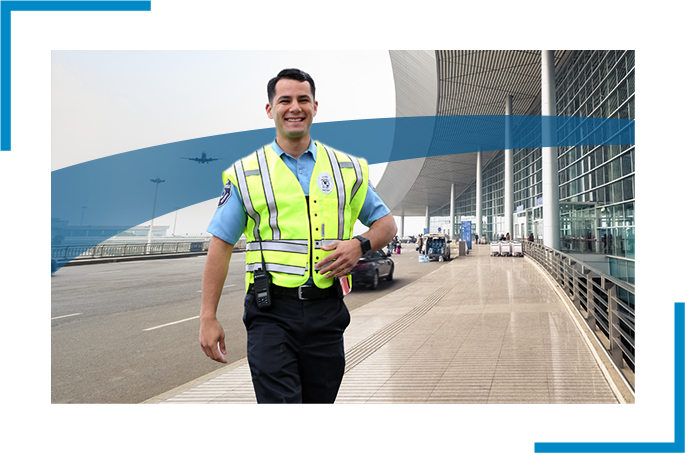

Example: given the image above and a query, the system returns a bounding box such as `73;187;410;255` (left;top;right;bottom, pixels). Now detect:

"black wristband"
354;235;371;254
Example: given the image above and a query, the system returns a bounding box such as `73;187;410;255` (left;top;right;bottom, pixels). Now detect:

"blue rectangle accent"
535;303;684;453
1;1;151;151
2;1;150;12
1;2;13;151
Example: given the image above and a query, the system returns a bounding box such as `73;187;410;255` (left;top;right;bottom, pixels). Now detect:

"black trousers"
242;291;351;404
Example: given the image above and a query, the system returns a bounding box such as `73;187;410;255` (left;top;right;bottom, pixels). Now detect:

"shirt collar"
271;139;317;160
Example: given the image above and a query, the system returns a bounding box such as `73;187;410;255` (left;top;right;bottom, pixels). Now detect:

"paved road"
51;245;450;403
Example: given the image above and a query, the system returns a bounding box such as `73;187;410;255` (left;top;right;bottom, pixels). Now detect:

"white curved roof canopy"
377;50;566;217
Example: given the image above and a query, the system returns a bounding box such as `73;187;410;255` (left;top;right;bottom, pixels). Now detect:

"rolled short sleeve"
206;181;247;244
357;182;390;227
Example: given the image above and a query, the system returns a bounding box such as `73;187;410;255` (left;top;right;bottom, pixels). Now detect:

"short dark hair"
267;68;316;104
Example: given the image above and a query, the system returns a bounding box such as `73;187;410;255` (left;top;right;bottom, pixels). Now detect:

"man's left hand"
316;239;363;278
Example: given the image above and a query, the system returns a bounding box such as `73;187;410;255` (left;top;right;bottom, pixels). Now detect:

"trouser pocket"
242;292;255;328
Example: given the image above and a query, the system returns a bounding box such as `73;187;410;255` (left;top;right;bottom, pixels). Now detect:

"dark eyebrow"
276;94;312;103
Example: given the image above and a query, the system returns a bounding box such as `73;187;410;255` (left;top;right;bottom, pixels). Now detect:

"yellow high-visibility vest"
223;141;369;292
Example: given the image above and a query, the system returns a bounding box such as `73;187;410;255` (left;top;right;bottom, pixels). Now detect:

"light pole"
147;177;165;253
173;207;180;236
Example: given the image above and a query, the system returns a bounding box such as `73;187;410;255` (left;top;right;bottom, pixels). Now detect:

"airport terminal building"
378;50;635;284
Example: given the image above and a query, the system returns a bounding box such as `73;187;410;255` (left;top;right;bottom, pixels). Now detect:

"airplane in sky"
181;152;224;164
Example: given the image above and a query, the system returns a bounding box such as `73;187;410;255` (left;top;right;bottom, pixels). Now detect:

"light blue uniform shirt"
207;139;390;245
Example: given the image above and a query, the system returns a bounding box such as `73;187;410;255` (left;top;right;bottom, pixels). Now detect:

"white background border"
0;1;680;452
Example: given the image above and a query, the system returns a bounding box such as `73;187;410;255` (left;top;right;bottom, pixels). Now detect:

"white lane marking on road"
143;316;200;331
197;284;236;293
90;270;123;275
52;313;82;320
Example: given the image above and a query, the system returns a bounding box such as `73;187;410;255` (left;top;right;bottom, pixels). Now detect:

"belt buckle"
298;285;313;300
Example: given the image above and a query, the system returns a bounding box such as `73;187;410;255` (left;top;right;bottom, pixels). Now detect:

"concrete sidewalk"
144;245;632;404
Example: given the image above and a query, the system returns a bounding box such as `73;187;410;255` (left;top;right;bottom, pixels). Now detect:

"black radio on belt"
253;235;272;309
253;267;271;309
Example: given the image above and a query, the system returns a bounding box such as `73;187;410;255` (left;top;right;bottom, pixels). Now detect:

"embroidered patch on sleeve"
218;182;232;207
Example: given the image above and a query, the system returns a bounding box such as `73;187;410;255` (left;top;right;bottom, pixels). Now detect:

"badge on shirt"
218;182;232;207
317;172;333;195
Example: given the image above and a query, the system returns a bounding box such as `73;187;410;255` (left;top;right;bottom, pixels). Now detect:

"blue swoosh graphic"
535;303;684;452
51;115;634;271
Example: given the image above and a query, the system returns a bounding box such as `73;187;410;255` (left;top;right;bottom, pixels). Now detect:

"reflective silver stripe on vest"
322;145;346;239
235;159;261;240
246;240;308;254
256;147;280;240
314;239;340;249
348;155;363;200
338;158;363;199
245;262;307;276
244;169;261;176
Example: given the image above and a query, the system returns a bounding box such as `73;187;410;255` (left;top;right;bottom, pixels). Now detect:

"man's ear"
266;103;273;119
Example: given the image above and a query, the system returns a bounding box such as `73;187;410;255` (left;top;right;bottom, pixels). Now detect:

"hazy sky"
51;50;431;236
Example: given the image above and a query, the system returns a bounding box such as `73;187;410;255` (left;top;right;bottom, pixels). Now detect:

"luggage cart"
490;242;500;256
424;233;451;261
500;241;511;256
511;241;523;257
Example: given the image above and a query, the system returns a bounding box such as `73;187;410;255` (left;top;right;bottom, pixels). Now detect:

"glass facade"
481;151;505;241
446;50;635;283
556;50;635;282
513;106;544;216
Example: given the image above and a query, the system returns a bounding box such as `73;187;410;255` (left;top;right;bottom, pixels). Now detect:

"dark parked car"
351;250;394;290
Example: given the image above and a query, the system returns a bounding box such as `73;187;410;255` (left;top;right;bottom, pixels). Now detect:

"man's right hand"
199;236;233;364
199;317;227;363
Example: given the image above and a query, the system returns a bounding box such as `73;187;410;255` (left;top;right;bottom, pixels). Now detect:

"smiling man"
266;77;317;149
199;68;397;404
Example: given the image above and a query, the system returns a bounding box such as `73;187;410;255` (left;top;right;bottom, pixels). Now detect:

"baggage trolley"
500;241;511;256
490;242;500;256
511;241;523;257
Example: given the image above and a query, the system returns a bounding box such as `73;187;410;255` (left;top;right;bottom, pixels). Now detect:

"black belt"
269;284;337;301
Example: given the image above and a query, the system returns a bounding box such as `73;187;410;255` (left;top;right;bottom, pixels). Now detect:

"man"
199;68;397;404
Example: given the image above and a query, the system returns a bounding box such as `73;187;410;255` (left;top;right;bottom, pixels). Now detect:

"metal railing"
52;238;249;263
523;241;635;390
52;240;212;261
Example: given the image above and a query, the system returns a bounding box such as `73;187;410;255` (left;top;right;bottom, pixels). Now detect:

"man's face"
266;78;318;140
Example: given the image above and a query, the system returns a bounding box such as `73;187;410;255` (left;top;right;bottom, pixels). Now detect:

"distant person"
528;232;534;242
417;234;423;253
505;232;510;241
474;233;479;245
